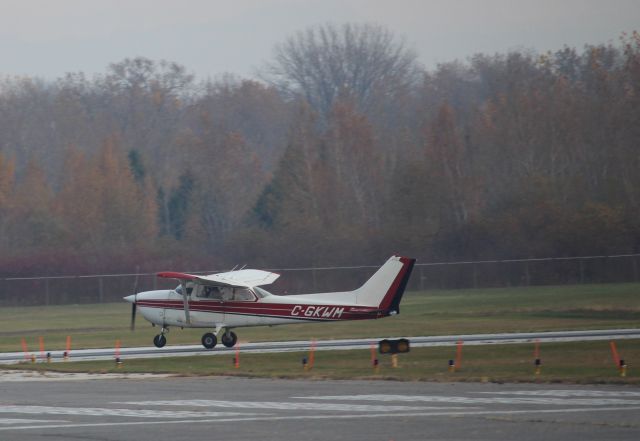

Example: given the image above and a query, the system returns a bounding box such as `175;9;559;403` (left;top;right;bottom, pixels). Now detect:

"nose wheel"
153;334;167;348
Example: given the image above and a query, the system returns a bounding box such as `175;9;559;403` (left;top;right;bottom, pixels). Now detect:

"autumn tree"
175;127;264;247
196;78;292;171
55;139;158;254
263;23;421;118
252;103;321;232
0;153;15;252
100;57;195;178
322;100;382;231
6;157;59;250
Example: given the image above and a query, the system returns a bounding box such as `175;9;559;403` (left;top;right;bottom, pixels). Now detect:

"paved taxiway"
0;374;639;440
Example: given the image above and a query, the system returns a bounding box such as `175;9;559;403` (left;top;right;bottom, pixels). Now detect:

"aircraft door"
194;285;226;326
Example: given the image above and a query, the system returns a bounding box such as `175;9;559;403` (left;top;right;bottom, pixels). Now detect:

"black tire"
153;334;167;348
221;331;238;348
201;333;217;349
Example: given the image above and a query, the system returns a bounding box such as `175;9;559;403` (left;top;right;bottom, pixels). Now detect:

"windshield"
253;286;272;298
174;283;193;295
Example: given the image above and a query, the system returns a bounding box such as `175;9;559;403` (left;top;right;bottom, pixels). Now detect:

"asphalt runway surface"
1;373;639;440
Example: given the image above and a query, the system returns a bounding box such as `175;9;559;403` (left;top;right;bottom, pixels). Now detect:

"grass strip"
4;340;639;384
1;283;639;352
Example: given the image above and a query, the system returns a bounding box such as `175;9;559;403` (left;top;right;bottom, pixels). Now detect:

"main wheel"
221;331;238;348
153;334;167;348
201;332;217;349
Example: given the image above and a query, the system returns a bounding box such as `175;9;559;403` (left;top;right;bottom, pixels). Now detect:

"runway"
1;328;639;364
0;375;639;440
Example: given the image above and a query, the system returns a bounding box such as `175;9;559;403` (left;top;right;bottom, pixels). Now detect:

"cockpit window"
232;288;255;301
174;283;193;295
253;286;272;298
198;286;224;300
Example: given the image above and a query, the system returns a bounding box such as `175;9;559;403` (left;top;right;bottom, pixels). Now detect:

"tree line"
1;24;639;277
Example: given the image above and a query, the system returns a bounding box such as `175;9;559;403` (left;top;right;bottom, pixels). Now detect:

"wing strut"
180;280;191;325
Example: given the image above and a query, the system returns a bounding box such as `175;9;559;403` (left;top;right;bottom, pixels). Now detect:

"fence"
1;254;639;307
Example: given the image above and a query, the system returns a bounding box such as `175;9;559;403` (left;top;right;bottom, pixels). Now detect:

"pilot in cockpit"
200;286;224;300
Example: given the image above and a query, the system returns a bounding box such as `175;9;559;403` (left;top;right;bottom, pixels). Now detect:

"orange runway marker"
455;340;464;370
64;335;72;360
610;341;620;368
20;338;30;360
308;339;317;370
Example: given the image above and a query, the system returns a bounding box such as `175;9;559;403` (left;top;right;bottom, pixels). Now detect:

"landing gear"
221;330;238;348
153;334;167;348
153;327;168;348
201;332;217;349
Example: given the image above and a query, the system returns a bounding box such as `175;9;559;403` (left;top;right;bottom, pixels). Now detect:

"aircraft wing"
157;269;280;288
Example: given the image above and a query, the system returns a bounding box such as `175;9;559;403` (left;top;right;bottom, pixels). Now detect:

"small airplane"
124;255;415;349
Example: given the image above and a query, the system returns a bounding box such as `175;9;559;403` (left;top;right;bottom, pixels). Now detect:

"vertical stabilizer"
354;255;415;314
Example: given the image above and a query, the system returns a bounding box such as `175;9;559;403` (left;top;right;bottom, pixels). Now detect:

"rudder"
354;256;416;314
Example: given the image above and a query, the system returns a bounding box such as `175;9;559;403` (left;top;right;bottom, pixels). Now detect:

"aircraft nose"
123;294;136;303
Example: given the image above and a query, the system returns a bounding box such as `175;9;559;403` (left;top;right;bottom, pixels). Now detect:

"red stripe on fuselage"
135;300;380;321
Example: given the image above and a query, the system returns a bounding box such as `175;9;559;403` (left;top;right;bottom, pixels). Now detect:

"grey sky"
0;0;638;80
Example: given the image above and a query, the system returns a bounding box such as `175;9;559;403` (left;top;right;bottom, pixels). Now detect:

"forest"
0;24;639;277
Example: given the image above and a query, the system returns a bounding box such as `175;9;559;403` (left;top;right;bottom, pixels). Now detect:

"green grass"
0;283;638;353
6;340;640;384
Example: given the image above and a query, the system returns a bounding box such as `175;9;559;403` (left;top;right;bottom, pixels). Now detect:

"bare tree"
263;23;421;117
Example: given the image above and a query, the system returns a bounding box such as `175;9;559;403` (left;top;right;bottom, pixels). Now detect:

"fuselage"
133;288;383;329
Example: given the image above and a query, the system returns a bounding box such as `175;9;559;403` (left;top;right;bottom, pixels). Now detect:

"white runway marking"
116;399;460;412
0;418;68;424
479;390;640;397
1;407;640;432
2;389;640;433
0;405;267;419
294;394;640;406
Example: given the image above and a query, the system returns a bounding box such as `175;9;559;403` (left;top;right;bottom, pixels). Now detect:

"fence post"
420;266;425;291
579;258;585;284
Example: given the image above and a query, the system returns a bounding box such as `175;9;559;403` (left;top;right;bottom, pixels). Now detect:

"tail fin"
355;255;416;315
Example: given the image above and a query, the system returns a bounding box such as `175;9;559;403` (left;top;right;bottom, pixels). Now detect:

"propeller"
130;267;140;331
130;297;137;331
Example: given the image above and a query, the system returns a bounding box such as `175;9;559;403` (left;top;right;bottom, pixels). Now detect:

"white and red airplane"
124;255;415;349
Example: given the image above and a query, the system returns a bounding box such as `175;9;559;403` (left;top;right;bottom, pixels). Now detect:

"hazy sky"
0;0;638;80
